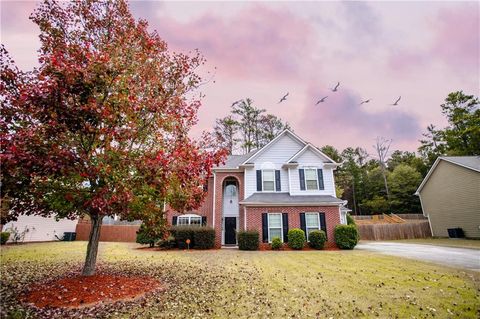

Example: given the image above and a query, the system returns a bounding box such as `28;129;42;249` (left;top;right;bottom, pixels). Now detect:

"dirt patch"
20;274;162;309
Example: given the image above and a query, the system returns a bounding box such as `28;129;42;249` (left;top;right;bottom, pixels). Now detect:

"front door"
224;217;237;245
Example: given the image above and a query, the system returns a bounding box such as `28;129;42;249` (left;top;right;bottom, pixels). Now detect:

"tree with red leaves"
0;0;226;276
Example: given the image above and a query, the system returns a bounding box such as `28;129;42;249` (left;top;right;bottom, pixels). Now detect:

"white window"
263;170;275;191
268;213;283;242
305;213;320;240
177;214;202;226
305;169;318;190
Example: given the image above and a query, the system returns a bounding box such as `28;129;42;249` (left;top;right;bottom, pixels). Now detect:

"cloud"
298;85;422;150
135;5;315;80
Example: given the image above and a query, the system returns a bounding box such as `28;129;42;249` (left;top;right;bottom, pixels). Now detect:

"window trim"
267;213;283;243
177;214;202;226
304;168;319;191
262;169;276;192
305;212;320;241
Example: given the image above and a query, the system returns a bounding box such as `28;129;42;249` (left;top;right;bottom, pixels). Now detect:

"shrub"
308;230;326;249
288;228;305;250
271;237;282;250
1;232;10;245
193;227;216;249
238;230;259;251
157;235;176;249
334;225;359;249
346;213;356;226
136;223;160;247
172;226;196;249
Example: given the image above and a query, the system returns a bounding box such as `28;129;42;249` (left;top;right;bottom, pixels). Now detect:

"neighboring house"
168;129;348;248
3;215;77;242
415;156;480;238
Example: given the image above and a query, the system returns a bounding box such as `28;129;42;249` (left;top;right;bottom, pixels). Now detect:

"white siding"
252;134;304;164
3;215;77;242
244;134;303;198
289;166;336;196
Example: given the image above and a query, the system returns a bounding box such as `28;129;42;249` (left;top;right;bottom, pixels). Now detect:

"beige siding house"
415;156;480;238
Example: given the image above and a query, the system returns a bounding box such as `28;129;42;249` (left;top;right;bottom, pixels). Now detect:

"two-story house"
168;130;348;248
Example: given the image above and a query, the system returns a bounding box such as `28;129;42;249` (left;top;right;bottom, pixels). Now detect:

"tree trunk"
82;215;102;276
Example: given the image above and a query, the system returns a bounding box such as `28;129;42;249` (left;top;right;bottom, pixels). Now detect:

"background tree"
0;0;226;276
419;91;479;166
212;99;290;154
373;137;391;202
388;164;422;214
213;116;238;155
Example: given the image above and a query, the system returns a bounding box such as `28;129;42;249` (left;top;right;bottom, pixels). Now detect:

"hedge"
334;225;359;249
287;228;305;250
346;213;356;226
193;227;216;249
1;232;10;245
171;226;196;249
308;230;326;249
238;230;259;250
271;237;282;250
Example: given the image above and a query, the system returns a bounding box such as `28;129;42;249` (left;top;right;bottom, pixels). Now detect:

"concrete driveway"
356;242;480;272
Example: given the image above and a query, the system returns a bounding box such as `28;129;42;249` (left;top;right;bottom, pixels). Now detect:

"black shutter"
262;213;268;243
282;213;289;243
256;170;262;191
300;213;306;239
299;169;306;190
275;170;281;192
172;216;177;226
317;169;324;190
319;213;327;238
201;216;207;226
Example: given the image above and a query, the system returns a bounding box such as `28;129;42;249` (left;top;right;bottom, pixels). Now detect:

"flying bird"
331;82;340;92
391;96;401;106
315;96;328;105
278;92;289;103
360;99;372;105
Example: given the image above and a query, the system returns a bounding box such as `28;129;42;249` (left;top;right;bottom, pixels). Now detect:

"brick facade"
245;206;340;248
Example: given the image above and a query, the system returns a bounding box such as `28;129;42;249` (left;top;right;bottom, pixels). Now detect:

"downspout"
212;171;216;228
244;206;247;231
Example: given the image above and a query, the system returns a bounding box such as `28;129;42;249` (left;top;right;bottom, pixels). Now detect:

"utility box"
447;228;465;238
63;232;76;241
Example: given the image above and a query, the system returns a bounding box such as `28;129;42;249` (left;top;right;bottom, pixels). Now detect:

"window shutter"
256;170;262;191
319;213;327;238
299;169;306;190
282;213;289;243
172;216;177;226
300;213;306;239
201;216;207;226
275;170;281;192
317;169;324;190
262;213;268;243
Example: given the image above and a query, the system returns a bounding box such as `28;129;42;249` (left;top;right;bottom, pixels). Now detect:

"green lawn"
380;238;480;250
1;242;479;318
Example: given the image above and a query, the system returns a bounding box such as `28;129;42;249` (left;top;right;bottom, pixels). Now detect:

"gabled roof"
415;156;480;195
286;143;340;165
240;129;306;165
240;193;343;206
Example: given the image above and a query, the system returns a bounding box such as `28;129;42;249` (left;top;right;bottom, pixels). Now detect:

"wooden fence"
75;221;139;242
358;221;432;240
353;214;426;221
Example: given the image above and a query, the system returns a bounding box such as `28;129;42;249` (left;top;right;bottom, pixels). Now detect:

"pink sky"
1;1;479;153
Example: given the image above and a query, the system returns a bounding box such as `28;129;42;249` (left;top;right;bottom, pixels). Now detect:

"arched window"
177;214;202;226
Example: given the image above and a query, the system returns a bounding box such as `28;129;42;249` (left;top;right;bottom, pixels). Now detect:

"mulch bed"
259;245;340;251
19;274;162;309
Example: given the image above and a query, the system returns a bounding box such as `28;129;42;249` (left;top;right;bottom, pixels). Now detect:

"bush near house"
271;237;282;250
1;232;10;245
238;230;259;250
346;213;356;226
334;225;359;249
193;227;216;249
171;226;195;249
288;228;305;250
308;230;326;249
157;235;176;249
136;224;160;248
